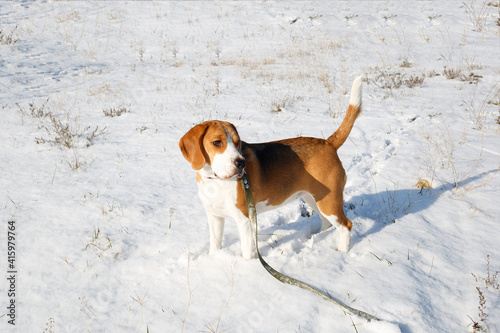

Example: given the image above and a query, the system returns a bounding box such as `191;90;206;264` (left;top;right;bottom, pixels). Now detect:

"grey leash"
240;174;380;322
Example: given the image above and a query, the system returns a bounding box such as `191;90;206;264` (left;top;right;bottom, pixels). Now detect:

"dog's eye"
212;140;222;147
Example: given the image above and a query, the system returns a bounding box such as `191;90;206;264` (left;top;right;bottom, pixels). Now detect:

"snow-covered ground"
1;1;499;332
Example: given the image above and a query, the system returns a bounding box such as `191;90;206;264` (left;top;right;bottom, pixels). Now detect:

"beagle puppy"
179;77;362;259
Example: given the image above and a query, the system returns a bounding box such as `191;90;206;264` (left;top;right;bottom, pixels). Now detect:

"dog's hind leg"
322;213;352;253
302;194;332;232
333;217;352;253
315;197;352;252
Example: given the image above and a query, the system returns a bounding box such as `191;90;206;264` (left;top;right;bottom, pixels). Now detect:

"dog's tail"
327;76;363;149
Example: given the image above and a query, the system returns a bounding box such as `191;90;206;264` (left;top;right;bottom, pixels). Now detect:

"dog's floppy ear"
179;123;209;170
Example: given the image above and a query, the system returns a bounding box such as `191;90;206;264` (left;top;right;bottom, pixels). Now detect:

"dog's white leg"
303;194;332;231
235;216;257;260
207;213;225;254
319;214;351;252
319;214;333;232
335;223;351;253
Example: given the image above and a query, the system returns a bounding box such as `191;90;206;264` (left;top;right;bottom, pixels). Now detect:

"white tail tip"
349;76;363;107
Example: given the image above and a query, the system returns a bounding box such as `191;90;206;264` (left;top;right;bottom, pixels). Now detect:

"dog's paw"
337;242;350;253
336;228;351;252
242;250;257;260
209;246;222;256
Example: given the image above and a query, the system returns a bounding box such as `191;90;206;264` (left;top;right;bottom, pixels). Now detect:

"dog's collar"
202;171;246;181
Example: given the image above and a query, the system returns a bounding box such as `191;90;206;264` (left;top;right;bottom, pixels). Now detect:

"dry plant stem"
43;318;55;333
428;255;435;277
428;153;440;186
363;157;389;220
468;254;499;331
455;131;482;191
468;314;483;333
366;165;413;220
423;124;499;194
203;263;236;333
422;124;456;189
463;0;490;32
455;133;499;195
474;286;488;328
376;49;390;66
484;254;500;289
464;83;499;130
131;290;149;326
443;67;462;79
79;297;96;319
349;315;359;333
472;254;500;289
0;25;19;45
459;163;500;195
63;140;83;170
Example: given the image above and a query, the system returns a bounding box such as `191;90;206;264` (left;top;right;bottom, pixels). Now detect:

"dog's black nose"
235;158;246;170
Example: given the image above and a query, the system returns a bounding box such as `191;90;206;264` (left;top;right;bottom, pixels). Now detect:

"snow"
1;1;499;332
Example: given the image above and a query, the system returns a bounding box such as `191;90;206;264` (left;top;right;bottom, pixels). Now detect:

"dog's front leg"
206;213;225;255
235;216;256;260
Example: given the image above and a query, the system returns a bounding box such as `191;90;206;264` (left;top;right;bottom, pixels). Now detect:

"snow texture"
1;1;499;332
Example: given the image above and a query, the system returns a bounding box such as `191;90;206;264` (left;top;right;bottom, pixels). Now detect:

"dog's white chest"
197;179;241;218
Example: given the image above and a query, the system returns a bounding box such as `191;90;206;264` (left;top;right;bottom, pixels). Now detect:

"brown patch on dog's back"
236;137;352;230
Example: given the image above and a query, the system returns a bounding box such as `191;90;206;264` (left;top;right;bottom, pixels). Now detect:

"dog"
179;77;362;259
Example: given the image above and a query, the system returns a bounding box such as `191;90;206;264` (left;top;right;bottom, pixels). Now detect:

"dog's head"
179;120;246;179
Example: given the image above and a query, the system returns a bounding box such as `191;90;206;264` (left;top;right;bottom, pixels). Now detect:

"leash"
239;173;380;322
